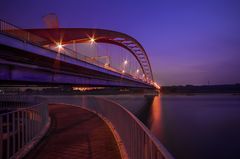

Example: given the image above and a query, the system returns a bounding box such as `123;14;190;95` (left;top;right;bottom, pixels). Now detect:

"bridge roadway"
25;104;121;159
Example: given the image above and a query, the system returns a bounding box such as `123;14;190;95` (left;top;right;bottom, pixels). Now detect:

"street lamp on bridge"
123;59;128;65
56;43;63;49
56;42;64;52
90;37;95;44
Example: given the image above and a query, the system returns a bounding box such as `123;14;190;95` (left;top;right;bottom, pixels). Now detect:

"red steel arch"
27;28;154;81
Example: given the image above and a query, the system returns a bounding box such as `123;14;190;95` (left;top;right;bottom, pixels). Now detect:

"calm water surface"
140;94;240;159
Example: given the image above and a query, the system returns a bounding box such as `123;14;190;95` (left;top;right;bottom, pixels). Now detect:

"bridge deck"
26;104;121;159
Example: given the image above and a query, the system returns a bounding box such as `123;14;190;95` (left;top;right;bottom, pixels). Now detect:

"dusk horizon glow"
1;0;240;86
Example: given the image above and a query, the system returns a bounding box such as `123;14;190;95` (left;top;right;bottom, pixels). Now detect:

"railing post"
37;107;40;133
17;111;20;152
25;111;28;144
7;114;10;159
1;21;4;32
31;109;34;139
21;110;24;148
27;32;30;42
0;116;2;159
12;112;16;155
0;21;2;32
27;110;30;142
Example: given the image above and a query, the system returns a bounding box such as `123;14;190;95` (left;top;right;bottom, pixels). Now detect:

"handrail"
81;96;174;159
100;97;173;158
47;96;174;159
0;95;49;159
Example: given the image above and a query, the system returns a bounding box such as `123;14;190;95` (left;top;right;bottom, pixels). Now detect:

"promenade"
25;104;121;159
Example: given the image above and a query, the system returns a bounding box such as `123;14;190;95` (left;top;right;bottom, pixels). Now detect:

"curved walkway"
26;104;121;159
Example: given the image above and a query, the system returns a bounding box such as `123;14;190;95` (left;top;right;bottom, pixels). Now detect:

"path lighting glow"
123;60;128;65
136;69;139;73
122;70;125;73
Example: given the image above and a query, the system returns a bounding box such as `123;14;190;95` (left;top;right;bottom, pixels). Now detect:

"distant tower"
42;13;59;28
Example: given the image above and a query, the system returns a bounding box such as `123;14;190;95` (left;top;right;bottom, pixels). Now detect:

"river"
138;94;240;159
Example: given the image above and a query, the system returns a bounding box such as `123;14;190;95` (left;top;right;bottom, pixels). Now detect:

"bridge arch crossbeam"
113;38;152;81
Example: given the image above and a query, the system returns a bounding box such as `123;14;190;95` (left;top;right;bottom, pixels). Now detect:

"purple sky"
1;0;240;85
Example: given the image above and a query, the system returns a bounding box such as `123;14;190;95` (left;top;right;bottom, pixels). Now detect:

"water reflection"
149;95;164;139
142;95;240;159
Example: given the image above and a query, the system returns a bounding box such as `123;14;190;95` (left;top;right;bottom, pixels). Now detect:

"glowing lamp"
56;43;63;49
90;37;95;44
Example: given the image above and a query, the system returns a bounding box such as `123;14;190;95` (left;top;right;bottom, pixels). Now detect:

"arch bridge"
0;19;159;89
28;28;153;82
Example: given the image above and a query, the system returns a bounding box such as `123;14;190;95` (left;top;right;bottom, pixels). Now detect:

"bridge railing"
47;96;173;159
0;20;47;44
0;95;49;159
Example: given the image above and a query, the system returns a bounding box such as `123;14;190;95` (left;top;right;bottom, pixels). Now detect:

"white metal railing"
47;96;174;159
0;95;49;159
0;19;46;45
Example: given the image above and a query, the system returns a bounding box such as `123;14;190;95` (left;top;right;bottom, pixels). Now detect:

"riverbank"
160;84;240;94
